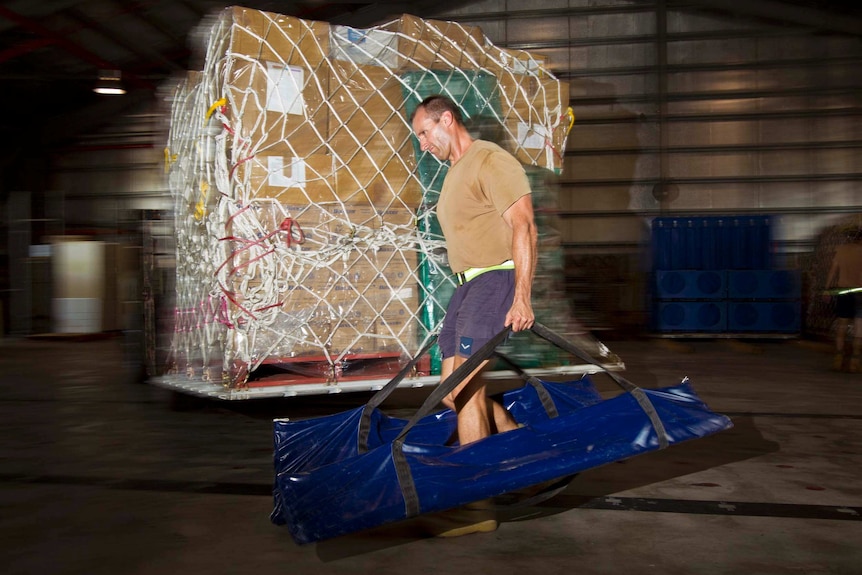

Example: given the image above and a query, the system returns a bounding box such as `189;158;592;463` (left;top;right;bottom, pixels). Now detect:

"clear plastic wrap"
163;7;575;392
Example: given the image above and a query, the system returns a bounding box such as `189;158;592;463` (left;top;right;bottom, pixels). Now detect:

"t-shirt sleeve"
479;150;532;215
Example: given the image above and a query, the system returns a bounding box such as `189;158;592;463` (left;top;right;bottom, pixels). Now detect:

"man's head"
410;95;465;162
409;95;465;126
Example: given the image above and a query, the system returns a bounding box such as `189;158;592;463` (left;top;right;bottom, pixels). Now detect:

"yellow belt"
455;260;515;285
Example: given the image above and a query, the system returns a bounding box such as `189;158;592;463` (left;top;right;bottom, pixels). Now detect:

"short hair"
409;94;465;126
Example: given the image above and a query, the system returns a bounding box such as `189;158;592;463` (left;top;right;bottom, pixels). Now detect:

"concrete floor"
1;334;860;575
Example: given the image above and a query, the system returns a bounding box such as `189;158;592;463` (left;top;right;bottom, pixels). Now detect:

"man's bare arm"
502;194;537;331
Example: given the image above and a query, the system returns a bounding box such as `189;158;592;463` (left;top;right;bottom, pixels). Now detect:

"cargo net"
164;7;575;388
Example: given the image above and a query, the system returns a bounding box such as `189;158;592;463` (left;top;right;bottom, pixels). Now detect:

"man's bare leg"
834;318;850;370
440;356;519;445
851;318;862;372
426;355;506;537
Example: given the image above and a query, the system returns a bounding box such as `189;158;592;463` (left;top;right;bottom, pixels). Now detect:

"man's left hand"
505;301;535;332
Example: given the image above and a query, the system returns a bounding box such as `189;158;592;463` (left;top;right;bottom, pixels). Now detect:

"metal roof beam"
66;5;183;72
669;0;862;36
0;37;57;64
0;4;155;90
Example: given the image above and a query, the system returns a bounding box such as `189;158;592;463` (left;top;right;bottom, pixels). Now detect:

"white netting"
164;7;574;388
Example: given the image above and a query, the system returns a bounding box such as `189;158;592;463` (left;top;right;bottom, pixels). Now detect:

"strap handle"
389;321;670;518
357;335;439;454
529;322;669;449
393;326;513;444
392;326;512;517
494;353;559;419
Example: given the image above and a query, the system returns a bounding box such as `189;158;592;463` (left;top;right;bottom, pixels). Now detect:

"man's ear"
440;110;453;127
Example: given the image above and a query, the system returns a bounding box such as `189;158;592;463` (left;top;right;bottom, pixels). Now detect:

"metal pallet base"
150;361;626;401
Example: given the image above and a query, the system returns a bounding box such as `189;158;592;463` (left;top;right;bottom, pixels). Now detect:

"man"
827;232;862;371
410;94;538;446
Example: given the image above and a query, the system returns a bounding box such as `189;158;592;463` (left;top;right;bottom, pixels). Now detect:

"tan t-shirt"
436;140;532;273
829;243;862;288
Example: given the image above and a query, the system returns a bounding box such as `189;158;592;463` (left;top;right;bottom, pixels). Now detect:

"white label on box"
392;287;413;300
268;157;305;189
265;62;304;115
500;51;541;75
517;122;549;150
331;25;399;68
512;59;540;75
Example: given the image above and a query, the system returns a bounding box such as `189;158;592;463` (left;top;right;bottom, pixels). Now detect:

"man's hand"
505;298;535;332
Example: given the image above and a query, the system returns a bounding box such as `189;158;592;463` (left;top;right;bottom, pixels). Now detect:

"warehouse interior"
2;0;862;343
1;1;861;573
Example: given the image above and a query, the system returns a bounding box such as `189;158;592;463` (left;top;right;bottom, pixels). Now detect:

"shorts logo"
459;337;473;355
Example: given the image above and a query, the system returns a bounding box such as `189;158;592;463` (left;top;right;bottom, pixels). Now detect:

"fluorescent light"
94;69;126;95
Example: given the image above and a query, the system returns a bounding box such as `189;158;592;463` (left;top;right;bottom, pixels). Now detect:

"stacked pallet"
164;7;572;389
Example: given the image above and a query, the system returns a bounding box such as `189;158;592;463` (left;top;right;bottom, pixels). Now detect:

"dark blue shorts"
835;292;862;319
439;270;515;359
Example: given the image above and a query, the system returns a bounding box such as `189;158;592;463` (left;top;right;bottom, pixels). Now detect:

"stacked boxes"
165;7;572;387
482;46;570;173
651;215;801;334
213;7;331;158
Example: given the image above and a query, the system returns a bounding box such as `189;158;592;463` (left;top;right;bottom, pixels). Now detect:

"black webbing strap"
391;437;420;517
393;327;513;444
388;322;670;518
390;327;512;517
529;322;669;449
494;353;559;419
357;335;438;454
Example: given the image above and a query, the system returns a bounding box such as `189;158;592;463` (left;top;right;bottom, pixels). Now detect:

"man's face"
412;107;450;161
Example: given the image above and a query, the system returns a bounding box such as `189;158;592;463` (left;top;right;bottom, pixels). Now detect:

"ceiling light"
94;69;126;95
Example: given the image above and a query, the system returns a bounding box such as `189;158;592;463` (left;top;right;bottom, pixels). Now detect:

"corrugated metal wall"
442;0;862;252
439;0;862;331
45;1;862;334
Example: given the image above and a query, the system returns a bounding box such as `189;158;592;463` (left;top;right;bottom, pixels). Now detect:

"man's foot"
421;500;498;538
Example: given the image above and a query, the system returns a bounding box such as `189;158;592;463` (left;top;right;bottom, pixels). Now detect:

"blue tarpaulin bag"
271;322;733;544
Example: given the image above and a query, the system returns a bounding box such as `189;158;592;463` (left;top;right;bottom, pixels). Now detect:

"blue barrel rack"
651;215;800;336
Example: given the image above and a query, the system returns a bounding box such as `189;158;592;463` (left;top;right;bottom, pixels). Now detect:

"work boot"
421;499;498;538
833;352;845;371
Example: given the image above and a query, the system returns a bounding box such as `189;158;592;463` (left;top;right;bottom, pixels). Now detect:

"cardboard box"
224;7;330;65
334;145;422;210
478;45;569;172
238;148;422;211
482;46;549;79
240;153;337;204
328;61;410;152
215;7;331;157
502;78;570;173
389;15;487;71
224;60;329;157
327;58;420;210
331;18;486;71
